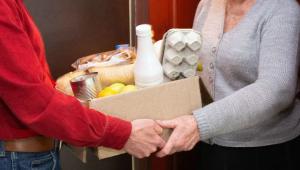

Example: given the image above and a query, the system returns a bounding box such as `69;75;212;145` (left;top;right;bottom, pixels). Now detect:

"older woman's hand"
156;115;200;157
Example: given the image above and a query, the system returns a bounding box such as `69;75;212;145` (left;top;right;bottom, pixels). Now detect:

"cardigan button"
218;34;222;40
209;77;214;84
209;63;214;69
212;47;217;54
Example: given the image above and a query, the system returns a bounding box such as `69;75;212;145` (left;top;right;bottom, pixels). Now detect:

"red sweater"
0;0;131;149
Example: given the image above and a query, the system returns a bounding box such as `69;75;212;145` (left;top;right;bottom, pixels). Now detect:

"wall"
24;0;131;79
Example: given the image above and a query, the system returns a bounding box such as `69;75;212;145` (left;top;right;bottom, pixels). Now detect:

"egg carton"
158;29;202;80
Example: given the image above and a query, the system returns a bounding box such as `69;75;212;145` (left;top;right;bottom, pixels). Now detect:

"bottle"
134;24;164;88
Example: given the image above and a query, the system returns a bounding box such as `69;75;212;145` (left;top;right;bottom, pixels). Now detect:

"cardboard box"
66;76;202;160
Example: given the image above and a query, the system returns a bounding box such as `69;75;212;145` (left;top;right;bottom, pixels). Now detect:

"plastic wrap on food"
71;48;136;70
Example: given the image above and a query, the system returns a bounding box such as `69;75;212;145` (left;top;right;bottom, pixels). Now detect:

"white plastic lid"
136;24;152;37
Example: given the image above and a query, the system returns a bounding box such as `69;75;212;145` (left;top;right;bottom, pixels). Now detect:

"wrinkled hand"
123;119;166;159
156;115;200;157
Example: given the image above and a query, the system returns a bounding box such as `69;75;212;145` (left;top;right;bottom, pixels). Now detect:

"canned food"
70;72;102;101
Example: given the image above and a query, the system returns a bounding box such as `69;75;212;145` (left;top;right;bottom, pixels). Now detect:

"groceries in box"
55;24;203;160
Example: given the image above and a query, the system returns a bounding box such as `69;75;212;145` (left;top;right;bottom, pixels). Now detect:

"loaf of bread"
88;64;135;87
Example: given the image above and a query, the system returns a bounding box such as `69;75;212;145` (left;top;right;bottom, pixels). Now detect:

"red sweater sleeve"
0;1;131;149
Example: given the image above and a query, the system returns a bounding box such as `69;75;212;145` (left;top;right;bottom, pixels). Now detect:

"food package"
88;64;135;87
56;48;136;96
71;48;136;70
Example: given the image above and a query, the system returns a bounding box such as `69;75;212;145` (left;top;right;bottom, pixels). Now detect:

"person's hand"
123;119;166;159
156;115;200;157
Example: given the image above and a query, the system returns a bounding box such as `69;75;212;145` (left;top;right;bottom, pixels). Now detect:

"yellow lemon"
109;83;126;93
120;85;137;94
97;87;118;98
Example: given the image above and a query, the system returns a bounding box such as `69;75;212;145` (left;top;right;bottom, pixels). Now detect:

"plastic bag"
71;48;136;70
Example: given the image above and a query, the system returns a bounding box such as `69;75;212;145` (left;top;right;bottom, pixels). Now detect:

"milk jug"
134;24;164;87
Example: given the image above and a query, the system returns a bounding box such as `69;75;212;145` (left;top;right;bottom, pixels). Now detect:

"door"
147;0;201;170
149;0;200;40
